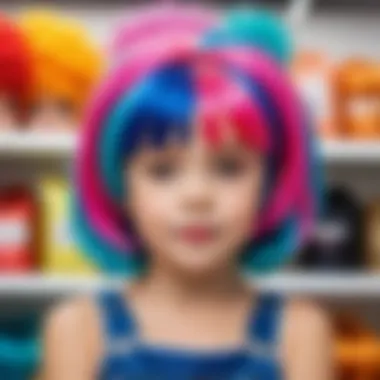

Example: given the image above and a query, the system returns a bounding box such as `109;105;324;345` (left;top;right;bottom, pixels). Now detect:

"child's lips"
178;225;217;244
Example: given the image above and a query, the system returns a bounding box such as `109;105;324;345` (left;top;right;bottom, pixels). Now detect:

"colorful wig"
20;10;102;117
0;14;32;119
73;6;322;275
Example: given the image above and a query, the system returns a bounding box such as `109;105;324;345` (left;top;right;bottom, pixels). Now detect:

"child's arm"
41;299;102;380
284;300;335;380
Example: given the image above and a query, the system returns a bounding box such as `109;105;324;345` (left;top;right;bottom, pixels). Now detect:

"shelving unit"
0;273;379;298
255;273;380;298
1;132;380;164
0;276;121;298
0;132;76;158
322;141;380;164
0;132;378;300
0;132;379;299
0;0;378;310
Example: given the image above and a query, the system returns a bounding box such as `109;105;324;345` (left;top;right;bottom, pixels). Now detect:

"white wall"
294;13;380;59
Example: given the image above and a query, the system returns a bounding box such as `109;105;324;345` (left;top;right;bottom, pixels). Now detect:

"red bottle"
0;186;36;273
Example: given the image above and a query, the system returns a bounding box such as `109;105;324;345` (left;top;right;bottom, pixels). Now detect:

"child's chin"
168;249;228;277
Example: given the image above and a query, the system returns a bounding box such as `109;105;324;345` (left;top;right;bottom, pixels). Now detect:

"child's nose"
180;172;214;211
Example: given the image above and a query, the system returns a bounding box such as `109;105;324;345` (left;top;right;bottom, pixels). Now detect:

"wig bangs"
100;59;272;202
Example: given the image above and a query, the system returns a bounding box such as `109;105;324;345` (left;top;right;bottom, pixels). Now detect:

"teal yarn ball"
226;9;292;64
204;9;292;65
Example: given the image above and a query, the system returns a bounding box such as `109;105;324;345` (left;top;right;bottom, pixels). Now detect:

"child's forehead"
135;126;255;157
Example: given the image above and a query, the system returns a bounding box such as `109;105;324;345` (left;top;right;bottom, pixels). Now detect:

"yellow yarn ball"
20;10;102;116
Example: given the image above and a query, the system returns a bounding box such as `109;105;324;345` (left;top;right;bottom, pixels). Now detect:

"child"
43;5;333;380
0;14;31;128
20;10;102;130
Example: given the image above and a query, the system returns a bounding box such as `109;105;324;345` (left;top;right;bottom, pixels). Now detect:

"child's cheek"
127;178;180;242
223;191;258;240
215;174;262;241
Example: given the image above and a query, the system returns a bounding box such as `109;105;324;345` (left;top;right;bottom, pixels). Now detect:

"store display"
0;4;376;380
333;59;380;139
299;187;364;270
20;10;102;130
0;186;36;273
292;50;335;139
40;177;97;275
0;15;32;129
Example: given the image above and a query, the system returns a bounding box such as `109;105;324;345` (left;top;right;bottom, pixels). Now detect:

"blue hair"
100;64;195;201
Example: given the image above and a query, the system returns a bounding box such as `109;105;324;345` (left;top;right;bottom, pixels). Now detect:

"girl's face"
126;127;264;275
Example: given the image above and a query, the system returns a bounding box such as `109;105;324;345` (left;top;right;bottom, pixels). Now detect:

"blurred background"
0;0;379;379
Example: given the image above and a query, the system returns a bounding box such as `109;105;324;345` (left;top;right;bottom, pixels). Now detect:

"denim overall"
97;290;284;380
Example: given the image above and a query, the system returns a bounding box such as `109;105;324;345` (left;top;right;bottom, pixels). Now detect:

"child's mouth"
178;225;217;244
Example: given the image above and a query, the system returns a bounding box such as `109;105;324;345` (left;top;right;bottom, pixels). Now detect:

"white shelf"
0;276;122;297
0;132;77;157
0;273;379;298
1;133;380;164
322;141;380;163
1;132;380;166
254;273;380;297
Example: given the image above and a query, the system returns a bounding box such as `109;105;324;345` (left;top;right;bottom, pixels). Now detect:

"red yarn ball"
0;15;32;120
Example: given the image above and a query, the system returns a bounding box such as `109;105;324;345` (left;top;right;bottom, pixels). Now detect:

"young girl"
43;5;333;380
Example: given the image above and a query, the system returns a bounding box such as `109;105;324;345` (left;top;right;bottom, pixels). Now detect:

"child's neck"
124;263;254;349
134;262;249;304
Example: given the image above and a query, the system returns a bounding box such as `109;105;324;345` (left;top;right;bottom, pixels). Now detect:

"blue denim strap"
247;293;285;358
97;291;138;355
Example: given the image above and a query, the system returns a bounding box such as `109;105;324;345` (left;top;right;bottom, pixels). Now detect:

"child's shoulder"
45;296;99;337
253;292;331;343
282;297;332;365
284;297;331;334
43;296;103;376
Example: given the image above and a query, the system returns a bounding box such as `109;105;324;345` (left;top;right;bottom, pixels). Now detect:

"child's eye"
213;158;246;177
146;162;178;180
